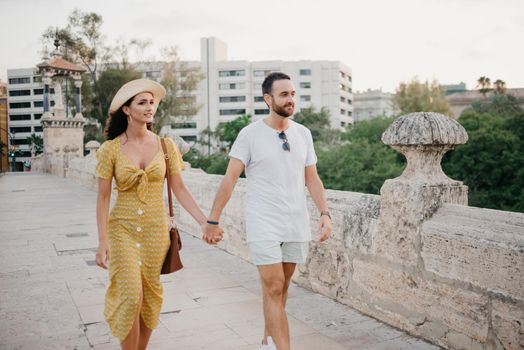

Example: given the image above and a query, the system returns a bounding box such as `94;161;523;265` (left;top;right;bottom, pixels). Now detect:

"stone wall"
34;112;524;350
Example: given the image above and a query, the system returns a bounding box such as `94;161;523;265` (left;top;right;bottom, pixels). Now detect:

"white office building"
142;37;354;145
6;68;55;168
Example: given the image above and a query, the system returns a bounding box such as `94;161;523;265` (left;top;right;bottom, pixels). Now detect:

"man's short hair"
262;72;291;95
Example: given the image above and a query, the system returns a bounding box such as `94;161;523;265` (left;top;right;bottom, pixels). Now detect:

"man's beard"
272;102;294;118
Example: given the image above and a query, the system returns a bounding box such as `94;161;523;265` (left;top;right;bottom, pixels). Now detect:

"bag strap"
160;138;174;219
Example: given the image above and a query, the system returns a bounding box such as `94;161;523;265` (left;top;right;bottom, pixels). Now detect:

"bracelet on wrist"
320;210;331;220
207;220;219;225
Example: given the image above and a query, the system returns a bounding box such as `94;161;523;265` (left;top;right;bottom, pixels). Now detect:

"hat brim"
109;79;166;115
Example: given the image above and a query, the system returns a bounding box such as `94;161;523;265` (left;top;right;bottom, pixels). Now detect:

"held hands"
96;241;110;269
319;215;332;242
202;222;224;245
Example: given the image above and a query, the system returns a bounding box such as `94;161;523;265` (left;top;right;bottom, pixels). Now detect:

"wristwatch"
320;210;331;220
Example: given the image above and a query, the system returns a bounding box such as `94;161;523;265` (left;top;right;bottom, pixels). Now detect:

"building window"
181;136;197;142
299;69;311;76
348;111;352;116
9;90;31;97
34;126;43;132
341;122;346;127
33;76;43;83
9;114;31;121
340;109;346;115
340;72;346;79
34;101;43;107
18;151;32;157
253;69;274;77
33;89;44;95
34;114;42;120
145;71;161;79
219;70;245;77
10;126;32;133
8;77;31;84
219;96;246;103
219;83;245;90
254;96;265;102
347;99;352;105
339;83;346;91
300;108;312;113
219;109;246;116
9;102;31;109
12;139;29;145
300;82;311;89
300;95;311;102
172;122;197;129
254;109;269;115
340;96;346;103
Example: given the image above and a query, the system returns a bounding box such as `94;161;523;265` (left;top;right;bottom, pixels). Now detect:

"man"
203;72;332;350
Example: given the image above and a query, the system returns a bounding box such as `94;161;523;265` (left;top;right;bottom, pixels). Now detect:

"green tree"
493;79;507;95
95;67;141;128
443;96;524;212
316;138;404;194
476;76;492;97
293;107;342;145
215;114;251;149
42;10;108;120
0;140;6;157
26;133;44;156
154;47;204;133
394;78;451;115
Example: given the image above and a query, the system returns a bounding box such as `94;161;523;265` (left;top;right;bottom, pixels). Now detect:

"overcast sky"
1;0;523;92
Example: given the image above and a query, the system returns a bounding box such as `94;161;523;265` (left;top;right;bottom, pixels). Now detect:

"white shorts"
248;241;309;266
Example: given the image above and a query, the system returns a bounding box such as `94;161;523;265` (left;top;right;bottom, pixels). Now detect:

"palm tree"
26;133;43;157
476;76;493;97
493;79;506;94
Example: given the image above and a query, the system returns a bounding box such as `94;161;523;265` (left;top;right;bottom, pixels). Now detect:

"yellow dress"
95;135;184;342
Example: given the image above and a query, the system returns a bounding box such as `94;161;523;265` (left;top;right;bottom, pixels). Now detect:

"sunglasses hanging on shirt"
278;131;291;152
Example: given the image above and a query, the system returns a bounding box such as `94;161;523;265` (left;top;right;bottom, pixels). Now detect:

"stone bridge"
17;112;524;349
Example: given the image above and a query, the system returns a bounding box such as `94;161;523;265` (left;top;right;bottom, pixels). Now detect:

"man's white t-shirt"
229;119;317;243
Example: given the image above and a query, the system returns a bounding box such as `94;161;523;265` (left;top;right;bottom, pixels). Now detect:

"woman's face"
123;92;155;125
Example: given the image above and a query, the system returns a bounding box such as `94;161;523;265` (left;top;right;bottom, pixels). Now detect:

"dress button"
136;243;141;248
136;227;142;232
137;209;144;215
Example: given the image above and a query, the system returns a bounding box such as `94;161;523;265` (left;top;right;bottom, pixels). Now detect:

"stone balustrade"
33;112;524;350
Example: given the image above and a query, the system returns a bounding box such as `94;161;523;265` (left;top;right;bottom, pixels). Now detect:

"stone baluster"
372;112;469;267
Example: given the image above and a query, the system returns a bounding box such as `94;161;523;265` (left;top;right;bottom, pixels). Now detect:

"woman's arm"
168;173;209;230
96;178;112;269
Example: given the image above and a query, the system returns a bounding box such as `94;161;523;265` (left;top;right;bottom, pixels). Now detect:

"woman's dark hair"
262;72;291;95
104;95;153;140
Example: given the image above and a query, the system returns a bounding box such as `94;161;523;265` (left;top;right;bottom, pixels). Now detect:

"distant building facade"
138;37;354;146
352;89;398;122
446;88;524;118
0;81;8;172
5;68;56;170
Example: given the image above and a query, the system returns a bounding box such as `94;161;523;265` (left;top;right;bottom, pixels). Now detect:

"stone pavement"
0;173;440;350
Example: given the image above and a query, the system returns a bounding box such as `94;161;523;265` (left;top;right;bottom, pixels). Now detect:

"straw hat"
109;78;166;115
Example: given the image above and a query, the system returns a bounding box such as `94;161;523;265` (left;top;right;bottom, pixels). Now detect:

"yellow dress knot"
116;169;149;203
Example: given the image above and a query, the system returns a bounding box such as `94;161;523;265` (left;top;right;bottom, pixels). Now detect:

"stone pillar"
85;141;100;157
372;112;469;267
53;78;66;118
73;76;82;118
42;74;52;116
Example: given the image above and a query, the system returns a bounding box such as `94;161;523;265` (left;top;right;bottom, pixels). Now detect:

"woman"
95;78;222;349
